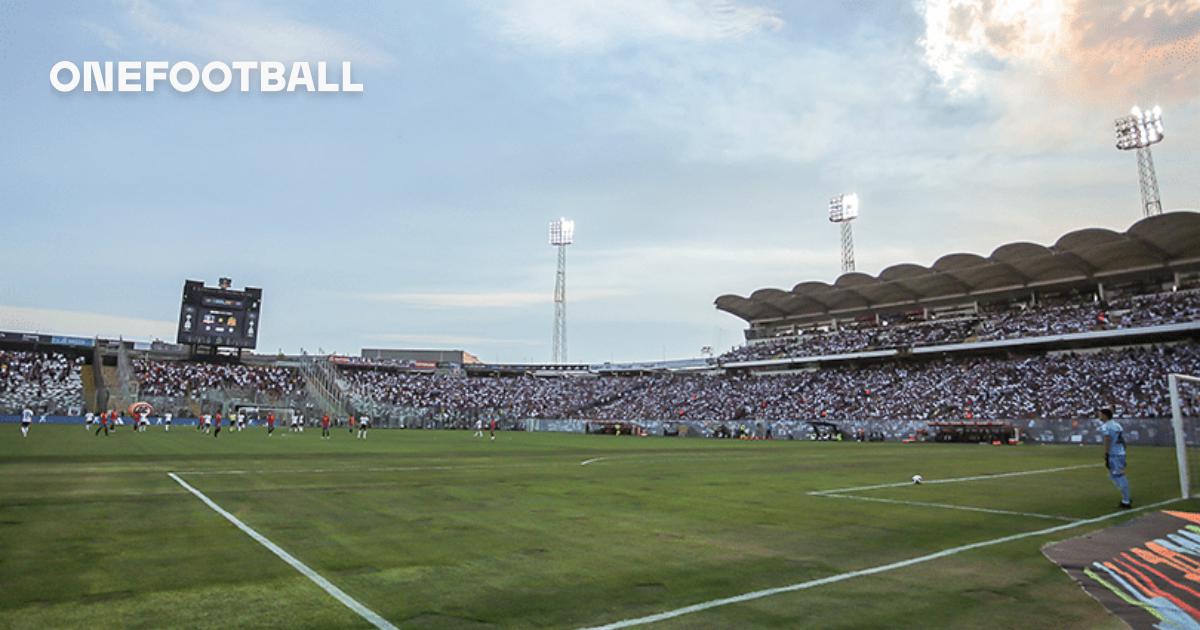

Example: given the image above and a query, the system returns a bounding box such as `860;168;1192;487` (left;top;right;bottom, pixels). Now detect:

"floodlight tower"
1114;105;1166;217
828;193;859;273
548;218;574;363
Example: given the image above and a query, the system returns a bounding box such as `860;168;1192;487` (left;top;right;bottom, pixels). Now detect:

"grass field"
2;425;1197;629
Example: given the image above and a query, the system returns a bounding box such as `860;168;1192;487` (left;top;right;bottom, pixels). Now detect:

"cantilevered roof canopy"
716;211;1200;323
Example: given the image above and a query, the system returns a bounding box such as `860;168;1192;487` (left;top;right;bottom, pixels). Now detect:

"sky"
1;0;1198;363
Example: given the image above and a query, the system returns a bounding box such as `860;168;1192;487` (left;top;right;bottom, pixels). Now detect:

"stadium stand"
133;359;306;398
341;367;650;426
586;345;1199;422
715;212;1200;364
0;350;85;415
130;358;311;418
720;289;1200;362
1;213;1196;444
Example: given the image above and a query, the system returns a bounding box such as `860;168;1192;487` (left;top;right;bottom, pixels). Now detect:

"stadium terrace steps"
80;364;98;411
300;359;354;418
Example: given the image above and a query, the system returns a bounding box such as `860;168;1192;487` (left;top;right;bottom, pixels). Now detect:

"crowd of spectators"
0;350;84;414
1115;290;1200;328
5;287;1198;434
337;344;1200;427
589;345;1200;423
724;289;1200;363
133;359;306;399
342;369;647;419
721;318;974;362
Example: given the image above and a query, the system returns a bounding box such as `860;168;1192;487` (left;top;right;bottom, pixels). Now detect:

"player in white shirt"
139;411;149;432
357;415;370;439
85;412;94;430
20;408;33;437
297;413;305;432
163;412;173;432
474;419;484;438
237;413;245;432
202;414;212;434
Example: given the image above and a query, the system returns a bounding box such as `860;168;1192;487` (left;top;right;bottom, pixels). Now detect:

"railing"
91;342;108;411
298;356;354;417
117;341;138;403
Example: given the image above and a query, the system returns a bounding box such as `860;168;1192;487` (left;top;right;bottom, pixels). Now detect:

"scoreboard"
176;280;262;349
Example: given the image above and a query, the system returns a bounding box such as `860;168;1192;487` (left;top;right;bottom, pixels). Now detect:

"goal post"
1169;373;1200;500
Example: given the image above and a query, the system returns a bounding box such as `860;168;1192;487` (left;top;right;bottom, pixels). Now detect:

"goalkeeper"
1100;408;1131;510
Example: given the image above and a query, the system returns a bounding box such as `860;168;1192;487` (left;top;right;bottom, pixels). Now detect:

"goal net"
232;405;297;427
1169;374;1200;499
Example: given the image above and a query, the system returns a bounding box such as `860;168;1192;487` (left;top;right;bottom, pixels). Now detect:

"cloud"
487;0;783;52
615;51;851;162
364;333;538;346
117;0;394;65
0;305;176;341
918;0;1071;97
82;21;125;50
919;0;1200;103
565;243;923;323
915;0;1200;157
355;288;634;309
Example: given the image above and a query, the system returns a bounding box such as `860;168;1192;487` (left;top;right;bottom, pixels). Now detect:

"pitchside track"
2;427;1197;629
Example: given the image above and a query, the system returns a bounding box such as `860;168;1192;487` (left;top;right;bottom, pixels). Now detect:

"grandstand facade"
716;212;1199;342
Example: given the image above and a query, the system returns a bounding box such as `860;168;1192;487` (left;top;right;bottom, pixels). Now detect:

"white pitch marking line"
580;457;607;466
176;462;549;476
808;463;1097;496
577;497;1185;630
817;493;1079;522
168;473;398;630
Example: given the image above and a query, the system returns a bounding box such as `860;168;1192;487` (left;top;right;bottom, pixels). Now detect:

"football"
912;475;924;484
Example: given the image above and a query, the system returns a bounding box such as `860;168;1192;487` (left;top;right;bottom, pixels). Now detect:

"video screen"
177;280;261;348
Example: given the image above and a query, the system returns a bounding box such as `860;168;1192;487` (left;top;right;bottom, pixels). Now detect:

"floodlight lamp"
1114;104;1165;150
828;193;859;223
549;217;575;245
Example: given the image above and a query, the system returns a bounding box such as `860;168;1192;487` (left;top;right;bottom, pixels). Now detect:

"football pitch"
3;426;1197;629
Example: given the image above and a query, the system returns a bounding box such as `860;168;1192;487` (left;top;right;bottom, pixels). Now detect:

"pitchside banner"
1044;511;1200;629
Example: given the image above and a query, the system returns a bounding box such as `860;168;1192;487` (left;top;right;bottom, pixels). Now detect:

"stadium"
4;209;1200;628
5;2;1200;629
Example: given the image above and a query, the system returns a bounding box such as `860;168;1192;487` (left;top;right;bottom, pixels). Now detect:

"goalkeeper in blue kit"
1100;408;1131;509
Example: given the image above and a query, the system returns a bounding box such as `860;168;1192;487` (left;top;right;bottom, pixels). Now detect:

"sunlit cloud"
919;0;1200;103
919;0;1070;97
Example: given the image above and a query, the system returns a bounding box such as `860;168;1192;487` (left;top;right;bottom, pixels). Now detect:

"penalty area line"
578;496;1180;628
808;463;1097;496
577;496;1184;630
167;473;398;630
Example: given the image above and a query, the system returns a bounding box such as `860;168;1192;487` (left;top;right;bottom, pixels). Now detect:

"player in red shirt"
266;412;276;437
321;414;331;439
348;415;356;435
489;418;496;441
95;410;109;436
213;411;223;437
